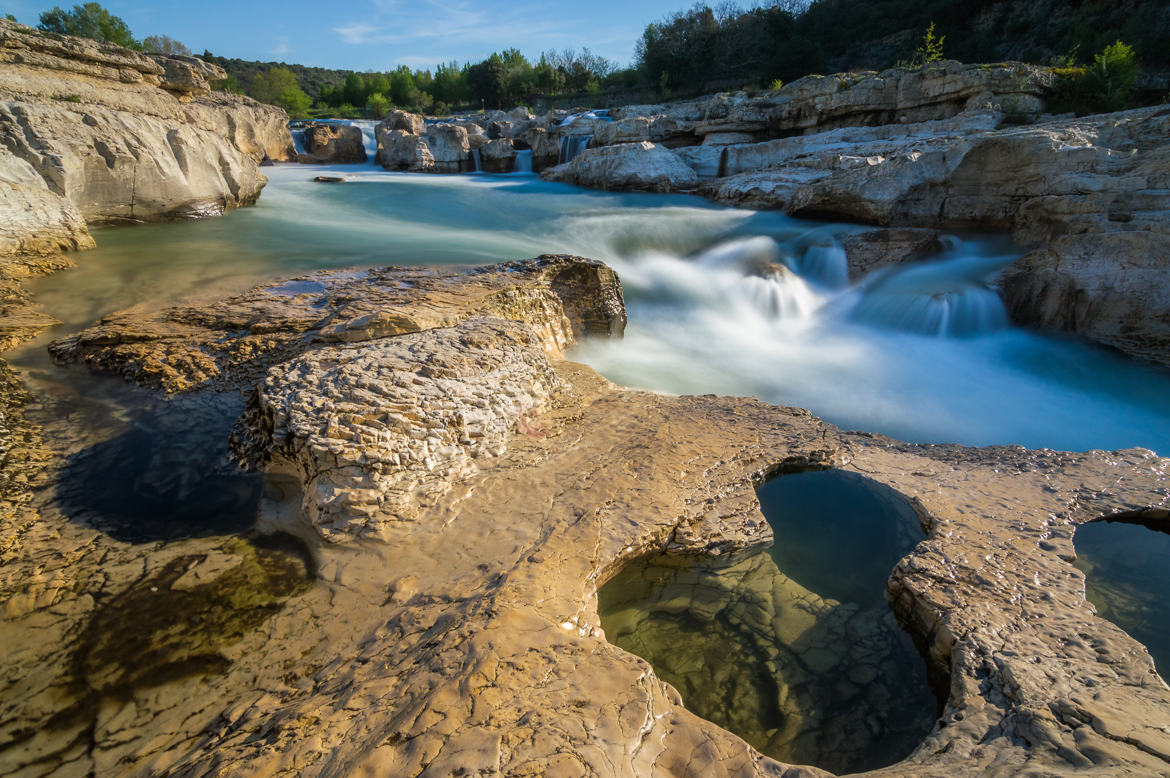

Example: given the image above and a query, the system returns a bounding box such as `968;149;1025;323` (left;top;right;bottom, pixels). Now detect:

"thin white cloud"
333;0;570;54
335;22;379;45
270;36;291;57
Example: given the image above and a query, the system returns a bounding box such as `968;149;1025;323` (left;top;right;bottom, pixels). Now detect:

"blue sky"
1;0;700;71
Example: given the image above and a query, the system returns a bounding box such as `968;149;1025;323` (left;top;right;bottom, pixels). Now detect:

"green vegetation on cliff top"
21;0;1170;117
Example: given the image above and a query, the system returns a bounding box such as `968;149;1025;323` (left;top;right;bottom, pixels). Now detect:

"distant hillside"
637;0;1170;99
200;53;347;102
803;0;1170;73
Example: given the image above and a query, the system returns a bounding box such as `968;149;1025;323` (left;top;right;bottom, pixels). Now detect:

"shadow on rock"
53;394;263;543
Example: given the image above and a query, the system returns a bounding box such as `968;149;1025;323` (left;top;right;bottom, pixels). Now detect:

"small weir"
599;470;939;774
1073;518;1170;678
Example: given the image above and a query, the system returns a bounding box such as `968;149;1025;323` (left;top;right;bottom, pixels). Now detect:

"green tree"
366;92;391;119
341;71;366;107
143;34;190;56
467;54;506;109
900;21;946;69
1084;40;1140;112
38;3;138;48
249;67;311;117
5;14;17;22
209;74;239;93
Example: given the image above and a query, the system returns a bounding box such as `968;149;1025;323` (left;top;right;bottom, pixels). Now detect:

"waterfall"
793;242;850;288
344;120;379;164
558;135;593;165
472;148;483;173
514;149;533;174
291;127;307;156
845;250;1016;336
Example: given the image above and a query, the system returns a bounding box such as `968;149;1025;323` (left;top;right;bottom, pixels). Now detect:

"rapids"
11;163;1170;456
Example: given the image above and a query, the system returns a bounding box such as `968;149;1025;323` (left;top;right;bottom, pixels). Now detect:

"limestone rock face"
606;62;1049;147
299;122;367;164
1002;231;1170;366
0;148;93;258
0;18;294;248
593;116;679;146
426;123;471;173
147;53;226;97
542;141;700;192
523;126;560;170
374;115;474;173
238;318;564;540
480;138;516;172
375;127;431;171
380;108;425;136
17;260;1170;778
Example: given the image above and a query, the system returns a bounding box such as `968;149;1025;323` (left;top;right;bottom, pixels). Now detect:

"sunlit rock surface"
2;258;1167;776
298;122;367;164
542;141;701;192
0;18;294;242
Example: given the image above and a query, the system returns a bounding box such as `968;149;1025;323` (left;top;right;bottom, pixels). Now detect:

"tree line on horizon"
16;0;1169;119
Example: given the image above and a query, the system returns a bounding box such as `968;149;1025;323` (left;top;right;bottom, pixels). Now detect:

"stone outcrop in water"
528;59;1170;366
49;256;627;393
8;258;1169;777
0;18;294;248
298;122;367;164
542;141;700;192
374;111;468;172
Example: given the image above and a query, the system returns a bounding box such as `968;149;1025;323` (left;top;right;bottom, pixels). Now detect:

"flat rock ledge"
3;259;1169;777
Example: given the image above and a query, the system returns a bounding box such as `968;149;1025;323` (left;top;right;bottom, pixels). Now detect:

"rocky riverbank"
3;257;1168;776
0;18;295;352
365;61;1169;367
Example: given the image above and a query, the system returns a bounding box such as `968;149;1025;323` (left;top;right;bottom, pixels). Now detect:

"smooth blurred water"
13;164;1170;455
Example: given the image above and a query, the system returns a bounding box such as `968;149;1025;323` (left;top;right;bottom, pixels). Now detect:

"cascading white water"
793;242;850;288
291;127;308;156
58;167;1167;454
471;148;483;173
345;120;379;163
844;251;1014;336
514;149;534;174
558;134;593;164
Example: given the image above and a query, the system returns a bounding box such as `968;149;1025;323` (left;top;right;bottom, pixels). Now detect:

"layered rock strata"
0;18;294;258
4;258;1166;777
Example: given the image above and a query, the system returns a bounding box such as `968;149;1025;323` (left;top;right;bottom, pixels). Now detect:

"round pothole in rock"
1072;517;1170;678
599;469;940;775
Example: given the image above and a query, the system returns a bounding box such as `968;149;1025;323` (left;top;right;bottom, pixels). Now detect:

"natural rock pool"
599;469;939;774
1073;518;1170;680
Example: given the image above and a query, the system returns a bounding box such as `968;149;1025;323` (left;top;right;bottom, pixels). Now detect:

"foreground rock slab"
3;259;1169;777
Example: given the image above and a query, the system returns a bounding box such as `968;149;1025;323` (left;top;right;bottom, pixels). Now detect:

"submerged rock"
841;228;945;281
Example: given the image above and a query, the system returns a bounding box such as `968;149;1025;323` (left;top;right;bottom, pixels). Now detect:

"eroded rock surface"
4;259;1168;777
299;122;367;164
49;255;627;393
0;18;294;236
